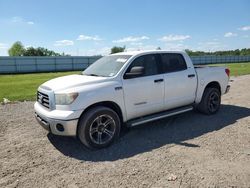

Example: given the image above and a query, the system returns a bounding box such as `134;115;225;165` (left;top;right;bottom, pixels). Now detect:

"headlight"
55;93;78;105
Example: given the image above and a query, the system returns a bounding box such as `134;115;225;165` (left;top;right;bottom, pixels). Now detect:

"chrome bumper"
35;112;78;136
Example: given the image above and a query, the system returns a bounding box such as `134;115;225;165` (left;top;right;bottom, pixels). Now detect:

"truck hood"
40;74;108;92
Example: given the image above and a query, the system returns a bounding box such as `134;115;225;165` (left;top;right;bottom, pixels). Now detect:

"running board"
127;105;193;127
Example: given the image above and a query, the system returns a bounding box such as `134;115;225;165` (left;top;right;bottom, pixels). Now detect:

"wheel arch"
78;101;124;125
196;81;222;114
205;81;221;94
195;81;222;104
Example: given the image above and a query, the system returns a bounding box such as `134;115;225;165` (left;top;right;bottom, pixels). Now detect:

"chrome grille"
37;91;50;109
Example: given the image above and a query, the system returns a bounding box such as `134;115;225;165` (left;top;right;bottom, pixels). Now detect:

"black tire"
77;106;121;149
197;87;221;115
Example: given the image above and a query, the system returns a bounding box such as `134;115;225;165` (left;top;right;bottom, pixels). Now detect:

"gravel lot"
1;75;250;188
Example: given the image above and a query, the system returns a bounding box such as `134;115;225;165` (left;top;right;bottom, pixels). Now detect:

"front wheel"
197;87;221;115
77;106;121;149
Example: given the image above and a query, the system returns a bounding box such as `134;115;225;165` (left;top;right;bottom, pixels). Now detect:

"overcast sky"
0;0;250;56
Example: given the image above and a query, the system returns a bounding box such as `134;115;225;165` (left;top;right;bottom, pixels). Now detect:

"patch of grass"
0;71;80;102
208;62;250;76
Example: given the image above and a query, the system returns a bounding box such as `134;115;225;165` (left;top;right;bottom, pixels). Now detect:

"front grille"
37;91;50;109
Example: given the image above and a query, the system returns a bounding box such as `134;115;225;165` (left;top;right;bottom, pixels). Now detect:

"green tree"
8;41;68;56
8;41;25;56
23;47;62;56
110;46;126;54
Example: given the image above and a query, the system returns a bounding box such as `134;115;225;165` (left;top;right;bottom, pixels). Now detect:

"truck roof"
111;50;186;56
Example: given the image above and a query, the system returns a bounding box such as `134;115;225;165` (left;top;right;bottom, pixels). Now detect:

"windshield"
82;55;131;77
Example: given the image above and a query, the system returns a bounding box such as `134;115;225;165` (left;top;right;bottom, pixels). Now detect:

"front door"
122;54;165;120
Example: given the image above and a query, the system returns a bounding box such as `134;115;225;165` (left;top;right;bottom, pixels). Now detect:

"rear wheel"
197;87;221;115
77;106;121;149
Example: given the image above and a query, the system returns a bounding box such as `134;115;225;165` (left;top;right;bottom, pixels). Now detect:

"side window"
125;54;159;78
161;53;187;73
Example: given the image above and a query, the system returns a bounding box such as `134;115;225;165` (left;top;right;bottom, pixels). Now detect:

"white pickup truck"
34;50;230;149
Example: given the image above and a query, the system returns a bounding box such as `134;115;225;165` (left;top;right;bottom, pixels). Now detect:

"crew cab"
34;50;230;149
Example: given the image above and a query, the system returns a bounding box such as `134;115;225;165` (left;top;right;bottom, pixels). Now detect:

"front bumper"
34;102;81;136
35;112;78;136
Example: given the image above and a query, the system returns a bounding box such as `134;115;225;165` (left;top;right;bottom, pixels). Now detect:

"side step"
127;105;193;127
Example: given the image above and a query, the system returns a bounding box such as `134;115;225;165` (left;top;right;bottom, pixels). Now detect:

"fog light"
56;124;64;132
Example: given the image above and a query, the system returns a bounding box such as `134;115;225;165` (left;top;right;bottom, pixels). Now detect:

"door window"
124;54;160;78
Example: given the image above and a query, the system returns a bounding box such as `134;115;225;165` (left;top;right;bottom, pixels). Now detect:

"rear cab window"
161;53;187;73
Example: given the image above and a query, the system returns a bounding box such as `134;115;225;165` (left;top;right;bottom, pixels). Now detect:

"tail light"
225;68;230;77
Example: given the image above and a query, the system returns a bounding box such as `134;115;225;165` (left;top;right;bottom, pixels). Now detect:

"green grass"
208;62;250;76
0;71;80;102
0;62;250;102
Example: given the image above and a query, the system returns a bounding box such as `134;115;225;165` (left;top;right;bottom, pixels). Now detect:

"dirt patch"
0;75;250;187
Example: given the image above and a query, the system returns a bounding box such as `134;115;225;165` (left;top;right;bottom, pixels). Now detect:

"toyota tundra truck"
34;50;230;149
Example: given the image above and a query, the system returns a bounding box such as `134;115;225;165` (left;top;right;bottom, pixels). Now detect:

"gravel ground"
0;75;250;188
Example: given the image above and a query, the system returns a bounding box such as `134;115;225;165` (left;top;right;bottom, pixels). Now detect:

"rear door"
122;54;165;120
161;53;197;110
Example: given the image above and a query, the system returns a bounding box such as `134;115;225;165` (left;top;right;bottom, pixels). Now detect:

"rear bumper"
34;102;80;136
225;85;230;94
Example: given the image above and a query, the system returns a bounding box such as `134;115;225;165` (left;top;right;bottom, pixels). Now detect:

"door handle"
188;74;195;78
154;79;164;83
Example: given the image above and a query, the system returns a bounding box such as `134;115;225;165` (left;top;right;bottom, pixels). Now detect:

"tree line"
111;47;250;56
8;41;68;56
8;41;122;56
7;41;250;56
185;48;250;56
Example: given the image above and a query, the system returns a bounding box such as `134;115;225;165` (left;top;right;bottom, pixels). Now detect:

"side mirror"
124;66;144;79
